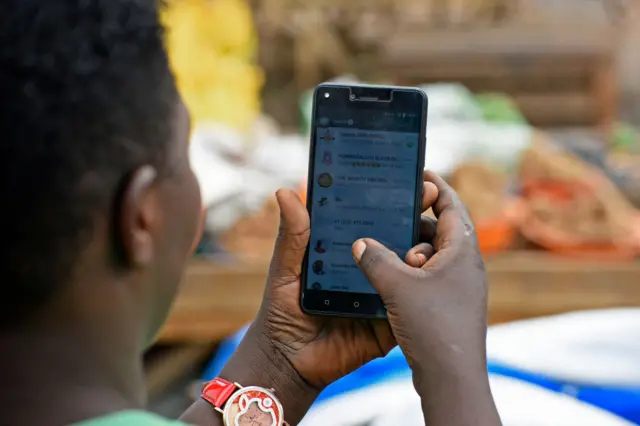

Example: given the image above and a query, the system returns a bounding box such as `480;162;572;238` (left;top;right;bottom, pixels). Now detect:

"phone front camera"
324;92;330;99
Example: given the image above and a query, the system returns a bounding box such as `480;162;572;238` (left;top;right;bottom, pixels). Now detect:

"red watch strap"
201;378;238;409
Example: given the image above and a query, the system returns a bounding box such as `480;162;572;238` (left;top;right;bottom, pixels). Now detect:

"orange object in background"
517;180;639;261
476;218;513;255
475;199;523;256
297;181;307;205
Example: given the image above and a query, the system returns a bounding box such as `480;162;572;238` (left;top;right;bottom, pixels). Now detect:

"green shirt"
72;411;190;426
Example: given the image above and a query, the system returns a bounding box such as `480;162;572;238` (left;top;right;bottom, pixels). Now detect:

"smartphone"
300;83;428;319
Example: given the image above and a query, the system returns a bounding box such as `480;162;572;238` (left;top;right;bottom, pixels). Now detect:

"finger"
269;189;310;284
421;181;439;212
419;216;438;243
405;243;435;268
352;238;415;298
423;170;475;253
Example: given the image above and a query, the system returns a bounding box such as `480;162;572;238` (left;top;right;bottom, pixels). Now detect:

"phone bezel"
300;83;428;319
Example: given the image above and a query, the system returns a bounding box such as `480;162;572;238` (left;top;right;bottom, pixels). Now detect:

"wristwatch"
201;377;288;426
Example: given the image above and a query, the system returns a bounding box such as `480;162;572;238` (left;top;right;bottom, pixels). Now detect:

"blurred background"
146;1;640;425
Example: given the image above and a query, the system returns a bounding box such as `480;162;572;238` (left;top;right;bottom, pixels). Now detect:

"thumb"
352;238;412;298
269;189;310;285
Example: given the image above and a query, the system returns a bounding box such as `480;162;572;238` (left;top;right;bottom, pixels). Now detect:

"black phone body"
300;83;428;319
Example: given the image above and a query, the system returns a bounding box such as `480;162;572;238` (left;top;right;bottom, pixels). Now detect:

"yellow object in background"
163;0;262;130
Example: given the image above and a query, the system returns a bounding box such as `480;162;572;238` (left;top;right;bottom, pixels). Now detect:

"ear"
116;165;159;268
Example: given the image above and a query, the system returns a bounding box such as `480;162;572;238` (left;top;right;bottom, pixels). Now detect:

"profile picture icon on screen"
314;240;327;254
320;128;335;143
317;173;333;188
312;260;325;275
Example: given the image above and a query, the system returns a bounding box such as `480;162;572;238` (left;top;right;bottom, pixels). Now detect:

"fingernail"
416;253;427;265
353;240;367;262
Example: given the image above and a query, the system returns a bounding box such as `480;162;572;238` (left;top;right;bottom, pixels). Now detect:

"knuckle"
408;265;428;282
268;267;298;286
276;225;310;252
359;248;415;298
380;268;426;304
379;291;399;309
473;251;487;273
360;248;394;273
435;233;454;251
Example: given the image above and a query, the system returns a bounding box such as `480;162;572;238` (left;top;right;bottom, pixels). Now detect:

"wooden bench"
157;251;640;344
381;26;618;132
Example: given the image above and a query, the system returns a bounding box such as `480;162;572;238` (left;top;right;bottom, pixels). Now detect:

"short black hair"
0;0;178;325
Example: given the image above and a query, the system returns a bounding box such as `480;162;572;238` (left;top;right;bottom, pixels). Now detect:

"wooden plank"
457;74;591;94
159;262;267;343
383;27;615;59
379;25;617;129
486;251;640;323
592;57;618;140
157;253;640;343
514;93;597;126
386;59;594;82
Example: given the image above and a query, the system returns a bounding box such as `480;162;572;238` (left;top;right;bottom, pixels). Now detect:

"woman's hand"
252;177;439;390
352;171;501;426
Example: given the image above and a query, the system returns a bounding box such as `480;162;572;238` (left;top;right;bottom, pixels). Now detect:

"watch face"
223;386;284;426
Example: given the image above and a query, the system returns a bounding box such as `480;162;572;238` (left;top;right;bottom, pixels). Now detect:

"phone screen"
301;85;427;318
